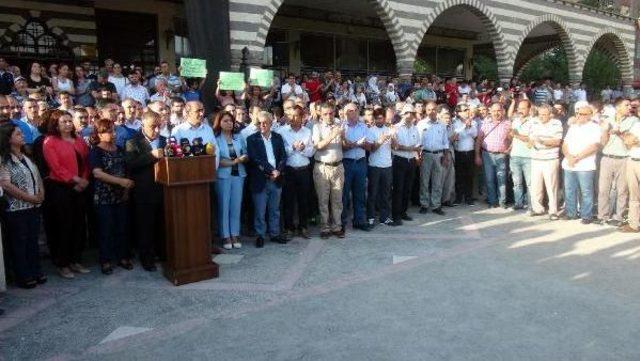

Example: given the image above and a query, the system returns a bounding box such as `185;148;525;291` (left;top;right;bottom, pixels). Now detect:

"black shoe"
17;280;37;289
36;275;47;285
271;236;288;244
559;214;578;220
101;264;113;275
142;263;157;272
501;204;509;209
606;219;621;227
432;208;445;216
298;228;311;239
466;200;475;206
388;220;403;226
592;218;604;225
320;231;331;239
530;212;546;217
512;205;524;210
581;218;592;224
487;203;497;208
118;260;134;270
442;201;454;207
255;236;265;248
419;207;429;214
354;224;371;232
401;214;413;221
333;228;345;238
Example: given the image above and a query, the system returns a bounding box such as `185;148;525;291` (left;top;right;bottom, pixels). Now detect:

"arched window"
0;18;73;59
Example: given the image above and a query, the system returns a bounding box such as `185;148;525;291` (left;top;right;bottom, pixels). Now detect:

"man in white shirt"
623;120;640;232
507;98;533;210
366;107;393;226
280;106;315;239
122;98;142;131
390;104;421;225
573;83;587;102
122;70;150;105
562;103;601;223
171;100;216;148
281;74;303;101
417;102;450;215
149;78;172;105
452;104;477;205
528;104;564;220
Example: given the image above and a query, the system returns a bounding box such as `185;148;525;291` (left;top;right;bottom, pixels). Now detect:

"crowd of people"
0;55;638;316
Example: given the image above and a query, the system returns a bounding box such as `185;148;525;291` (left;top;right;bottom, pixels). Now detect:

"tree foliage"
582;49;621;95
473;54;498;81
519;48;569;84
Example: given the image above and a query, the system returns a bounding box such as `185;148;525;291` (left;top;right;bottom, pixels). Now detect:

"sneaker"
69;263;90;274
549;214;559;221
223;243;233;250
368;218;375;226
382;218;393;225
232;242;242;249
58;267;75;279
388;220;403;226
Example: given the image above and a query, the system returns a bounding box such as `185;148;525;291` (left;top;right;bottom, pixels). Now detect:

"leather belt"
631;158;640;161
603;154;627;160
422;150;444;154
343;157;365;162
287;165;309;170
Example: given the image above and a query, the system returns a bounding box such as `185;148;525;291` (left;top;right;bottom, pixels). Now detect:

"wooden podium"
155;155;219;285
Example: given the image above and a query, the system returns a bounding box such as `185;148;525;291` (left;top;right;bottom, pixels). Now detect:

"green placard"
218;72;245;91
180;57;207;78
249;68;274;88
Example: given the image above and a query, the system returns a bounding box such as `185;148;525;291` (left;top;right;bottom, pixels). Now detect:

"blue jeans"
564;170;595;220
342;158;367;226
482;151;508;206
217;176;245;238
5;208;42;282
252;180;282;238
94;203;129;264
510;156;531;208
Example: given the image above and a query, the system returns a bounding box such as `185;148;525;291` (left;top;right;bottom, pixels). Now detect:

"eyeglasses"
577;112;592;116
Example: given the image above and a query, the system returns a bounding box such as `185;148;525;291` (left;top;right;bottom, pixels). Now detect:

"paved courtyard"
1;205;640;361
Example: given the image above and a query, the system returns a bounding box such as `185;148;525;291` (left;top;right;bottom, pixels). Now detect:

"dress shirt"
529;118;563;160
479;118;511;153
602;116;638;157
510;116;532;158
312;122;343;163
262;133;276;169
281;83;303;98
562;122;602;171
280;125;314;167
453;118;477;152
171;120;216;146
392;122;420;159
343;121;368;159
627;123;640;159
367;125;392;168
417;118;449;151
122;84;150;105
124;119;142;131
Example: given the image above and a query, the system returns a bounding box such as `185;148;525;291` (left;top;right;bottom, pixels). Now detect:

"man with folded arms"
417;102;449;215
312;103;345;238
622;118;640;232
452;104;477;205
597;98;637;226
366;107;393;227
528;104;564;220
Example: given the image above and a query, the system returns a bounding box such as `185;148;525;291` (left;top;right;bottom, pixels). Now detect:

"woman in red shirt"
42;110;90;279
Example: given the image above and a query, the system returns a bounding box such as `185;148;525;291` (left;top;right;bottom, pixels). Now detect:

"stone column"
396;58;415;81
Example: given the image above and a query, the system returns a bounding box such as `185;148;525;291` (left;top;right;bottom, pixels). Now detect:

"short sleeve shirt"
562;122;602;171
89;146;127;205
529;118;563;160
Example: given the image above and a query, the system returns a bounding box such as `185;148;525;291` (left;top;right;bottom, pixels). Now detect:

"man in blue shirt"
4;95;33;145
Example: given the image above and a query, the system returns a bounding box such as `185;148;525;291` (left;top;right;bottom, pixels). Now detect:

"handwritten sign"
249;68;274;88
218;72;245;91
180;58;207;78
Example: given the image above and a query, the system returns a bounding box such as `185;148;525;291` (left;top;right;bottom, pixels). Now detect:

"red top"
445;83;458;108
304;79;322;103
43;135;90;183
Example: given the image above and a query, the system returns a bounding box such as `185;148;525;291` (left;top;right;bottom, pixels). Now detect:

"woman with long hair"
213;111;248;249
42;110;90;279
0;123;46;288
26;62;53;97
89;118;135;274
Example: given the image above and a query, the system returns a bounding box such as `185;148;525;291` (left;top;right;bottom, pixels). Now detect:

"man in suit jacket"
125;111;166;271
246;111;287;247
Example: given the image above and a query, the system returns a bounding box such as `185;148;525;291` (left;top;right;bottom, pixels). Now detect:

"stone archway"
582;28;634;87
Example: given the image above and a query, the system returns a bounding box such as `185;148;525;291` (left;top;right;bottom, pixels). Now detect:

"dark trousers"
392;156;416;220
367;166;392;222
455;150;475;202
43;181;87;267
95;203;129;264
5;208;42;282
283;165;312;230
132;202;164;264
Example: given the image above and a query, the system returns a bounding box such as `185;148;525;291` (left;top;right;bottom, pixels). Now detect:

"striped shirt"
479;118;511;153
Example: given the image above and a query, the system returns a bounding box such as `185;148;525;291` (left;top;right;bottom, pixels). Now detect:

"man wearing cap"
417;101;449;215
390;103;421;225
87;70;117;102
341;102;371;231
597;98;638;226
